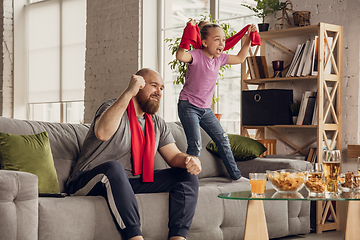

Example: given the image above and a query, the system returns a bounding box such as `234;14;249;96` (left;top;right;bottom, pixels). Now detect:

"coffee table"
218;188;360;240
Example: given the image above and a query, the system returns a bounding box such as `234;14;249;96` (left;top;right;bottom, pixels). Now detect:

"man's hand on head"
126;74;146;97
185;156;202;175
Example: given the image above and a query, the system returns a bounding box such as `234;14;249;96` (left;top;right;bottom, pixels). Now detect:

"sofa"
0;116;311;240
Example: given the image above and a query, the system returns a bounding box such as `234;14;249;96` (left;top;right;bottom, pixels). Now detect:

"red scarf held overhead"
179;23;261;50
127;99;155;182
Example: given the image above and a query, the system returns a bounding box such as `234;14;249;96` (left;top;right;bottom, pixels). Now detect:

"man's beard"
136;91;160;114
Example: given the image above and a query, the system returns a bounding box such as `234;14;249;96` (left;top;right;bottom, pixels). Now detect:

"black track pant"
68;161;199;239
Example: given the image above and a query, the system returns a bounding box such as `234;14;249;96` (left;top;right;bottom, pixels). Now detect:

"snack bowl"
339;172;360;192
267;169;306;193
304;170;326;196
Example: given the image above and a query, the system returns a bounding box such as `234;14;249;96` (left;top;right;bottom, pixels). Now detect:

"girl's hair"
197;20;221;41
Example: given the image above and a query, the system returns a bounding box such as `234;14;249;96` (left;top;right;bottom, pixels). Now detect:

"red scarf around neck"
127;99;155;182
179;23;261;50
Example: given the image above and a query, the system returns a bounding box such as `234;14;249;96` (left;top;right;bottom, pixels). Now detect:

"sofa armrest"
0;170;39;240
236;157;311;179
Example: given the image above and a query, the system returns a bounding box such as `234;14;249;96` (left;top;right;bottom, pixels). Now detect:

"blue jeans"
178;100;242;180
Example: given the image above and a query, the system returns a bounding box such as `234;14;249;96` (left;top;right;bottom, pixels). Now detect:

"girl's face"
201;27;226;59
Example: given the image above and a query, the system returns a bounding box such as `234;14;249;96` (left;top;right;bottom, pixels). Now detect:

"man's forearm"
168;152;188;169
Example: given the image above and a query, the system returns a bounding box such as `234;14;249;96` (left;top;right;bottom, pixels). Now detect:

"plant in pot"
165;14;235;120
242;0;285;32
290;101;301;125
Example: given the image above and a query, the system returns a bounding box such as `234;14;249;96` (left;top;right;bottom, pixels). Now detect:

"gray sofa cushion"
38;196;122;240
237;157;311;179
0;170;38;240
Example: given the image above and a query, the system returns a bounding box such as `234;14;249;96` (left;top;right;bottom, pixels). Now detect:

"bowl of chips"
267;169;306;193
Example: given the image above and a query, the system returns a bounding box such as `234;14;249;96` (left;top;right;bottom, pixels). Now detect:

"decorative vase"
272;60;284;78
292;116;298;125
258;23;269;32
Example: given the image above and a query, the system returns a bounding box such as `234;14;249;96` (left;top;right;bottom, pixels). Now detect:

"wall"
84;0;141;123
0;0;13;118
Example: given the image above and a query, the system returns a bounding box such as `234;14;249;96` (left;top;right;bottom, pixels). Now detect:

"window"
161;0;259;133
26;0;86;123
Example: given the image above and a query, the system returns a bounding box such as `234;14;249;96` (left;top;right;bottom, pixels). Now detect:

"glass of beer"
249;173;267;198
322;150;341;194
305;163;325;197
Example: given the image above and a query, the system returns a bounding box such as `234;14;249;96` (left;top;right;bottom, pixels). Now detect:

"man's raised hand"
126;74;146;97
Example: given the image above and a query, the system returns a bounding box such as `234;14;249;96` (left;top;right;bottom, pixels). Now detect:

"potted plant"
242;0;285;32
165;14;235;118
290;101;301;124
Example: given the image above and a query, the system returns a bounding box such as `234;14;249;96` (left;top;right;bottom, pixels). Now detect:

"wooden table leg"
244;200;269;240
316;201;340;233
338;201;360;240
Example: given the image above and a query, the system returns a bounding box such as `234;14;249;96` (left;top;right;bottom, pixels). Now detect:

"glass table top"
218;187;360;201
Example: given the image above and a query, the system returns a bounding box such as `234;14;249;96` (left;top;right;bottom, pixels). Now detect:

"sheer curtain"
27;0;86;123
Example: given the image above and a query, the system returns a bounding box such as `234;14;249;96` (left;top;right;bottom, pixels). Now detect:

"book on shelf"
248;56;269;79
296;40;312;77
246;57;256;79
306;148;317;163
301;40;315;76
286;43;305;77
296;91;313;125
303;92;317;125
311;36;333;76
306;148;316;162
311;101;318;125
311;36;319;75
285;44;301;77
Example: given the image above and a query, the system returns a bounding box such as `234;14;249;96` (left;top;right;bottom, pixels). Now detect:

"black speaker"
242;89;293;125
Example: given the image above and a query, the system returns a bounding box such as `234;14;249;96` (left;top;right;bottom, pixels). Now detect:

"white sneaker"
231;177;250;183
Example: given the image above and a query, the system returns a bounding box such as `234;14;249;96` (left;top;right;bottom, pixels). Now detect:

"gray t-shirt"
67;99;175;186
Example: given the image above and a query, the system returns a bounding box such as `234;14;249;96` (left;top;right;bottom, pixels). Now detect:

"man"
66;68;202;240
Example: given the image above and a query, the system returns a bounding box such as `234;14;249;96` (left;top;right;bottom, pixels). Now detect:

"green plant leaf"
241;0;285;23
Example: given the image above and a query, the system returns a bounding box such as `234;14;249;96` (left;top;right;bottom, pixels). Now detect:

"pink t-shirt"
179;49;229;108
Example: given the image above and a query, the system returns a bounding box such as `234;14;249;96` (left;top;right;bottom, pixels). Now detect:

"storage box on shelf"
242;89;293;126
240;23;343;234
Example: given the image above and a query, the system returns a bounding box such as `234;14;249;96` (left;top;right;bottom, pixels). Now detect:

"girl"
176;19;258;181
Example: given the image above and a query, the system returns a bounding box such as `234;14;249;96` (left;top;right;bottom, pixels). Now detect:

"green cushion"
0;131;60;193
206;134;267;161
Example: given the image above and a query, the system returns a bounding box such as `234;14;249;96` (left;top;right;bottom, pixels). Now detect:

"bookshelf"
240;23;343;233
